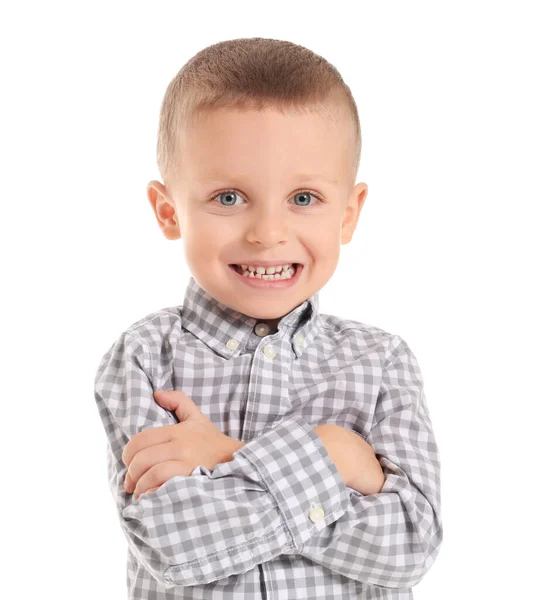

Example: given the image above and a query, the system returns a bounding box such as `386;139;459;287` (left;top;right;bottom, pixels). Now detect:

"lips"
230;262;300;268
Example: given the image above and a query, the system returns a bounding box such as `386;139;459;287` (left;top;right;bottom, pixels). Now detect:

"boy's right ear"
146;180;181;240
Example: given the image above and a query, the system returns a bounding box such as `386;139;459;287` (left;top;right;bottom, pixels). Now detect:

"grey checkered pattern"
94;276;443;599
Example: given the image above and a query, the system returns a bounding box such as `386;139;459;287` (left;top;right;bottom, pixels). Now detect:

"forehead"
199;172;340;187
179;107;351;184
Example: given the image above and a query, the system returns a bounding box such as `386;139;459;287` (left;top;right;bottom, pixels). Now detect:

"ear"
341;182;368;245
147;180;182;240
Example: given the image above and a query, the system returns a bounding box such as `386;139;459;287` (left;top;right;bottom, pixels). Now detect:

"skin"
130;105;385;497
147;105;368;331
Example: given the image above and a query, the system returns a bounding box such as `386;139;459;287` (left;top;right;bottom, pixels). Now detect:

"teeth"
240;263;292;275
235;263;297;280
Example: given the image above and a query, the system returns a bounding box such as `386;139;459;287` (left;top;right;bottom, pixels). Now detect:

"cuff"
233;414;350;551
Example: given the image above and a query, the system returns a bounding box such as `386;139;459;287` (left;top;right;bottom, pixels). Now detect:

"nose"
245;207;289;246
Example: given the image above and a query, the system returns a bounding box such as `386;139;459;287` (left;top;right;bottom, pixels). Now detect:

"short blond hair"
156;37;361;187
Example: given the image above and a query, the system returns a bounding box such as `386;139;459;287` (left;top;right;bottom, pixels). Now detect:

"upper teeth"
239;264;293;275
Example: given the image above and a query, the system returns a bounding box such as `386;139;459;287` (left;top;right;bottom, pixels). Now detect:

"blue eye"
213;190;244;207
211;189;323;207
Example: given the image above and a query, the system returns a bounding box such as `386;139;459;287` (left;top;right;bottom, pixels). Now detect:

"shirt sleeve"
93;331;351;589
294;337;444;589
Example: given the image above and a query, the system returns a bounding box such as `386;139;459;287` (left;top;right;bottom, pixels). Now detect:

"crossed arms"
94;332;443;589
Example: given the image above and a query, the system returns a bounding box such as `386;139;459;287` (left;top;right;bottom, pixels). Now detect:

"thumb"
153;389;201;422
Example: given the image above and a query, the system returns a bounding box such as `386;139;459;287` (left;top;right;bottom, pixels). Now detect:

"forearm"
234;425;384;495
314;424;385;495
348;436;386;495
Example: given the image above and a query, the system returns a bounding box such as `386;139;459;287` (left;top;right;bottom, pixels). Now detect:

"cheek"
191;212;236;236
312;239;342;273
306;224;341;251
186;213;226;239
184;230;230;270
185;237;219;263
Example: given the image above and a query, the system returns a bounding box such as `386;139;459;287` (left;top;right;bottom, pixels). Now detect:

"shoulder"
96;306;183;371
122;305;183;344
318;313;408;363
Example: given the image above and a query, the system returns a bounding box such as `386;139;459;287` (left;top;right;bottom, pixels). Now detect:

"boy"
94;37;443;599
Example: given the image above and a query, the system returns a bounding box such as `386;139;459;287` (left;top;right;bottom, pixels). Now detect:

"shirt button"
254;323;270;337
263;345;276;359
294;333;305;347
309;505;325;522
226;339;239;351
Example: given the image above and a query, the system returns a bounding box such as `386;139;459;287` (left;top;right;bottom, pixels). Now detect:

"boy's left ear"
341;182;368;245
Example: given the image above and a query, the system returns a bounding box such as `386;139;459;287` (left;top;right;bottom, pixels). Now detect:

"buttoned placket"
225;320;326;592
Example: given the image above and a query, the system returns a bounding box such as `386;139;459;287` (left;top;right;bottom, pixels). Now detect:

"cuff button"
309;505;325;522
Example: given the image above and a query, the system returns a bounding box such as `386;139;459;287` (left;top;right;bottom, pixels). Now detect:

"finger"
125;441;179;492
154;390;194;424
153;390;182;411
122;424;175;468
135;485;160;498
134;460;191;499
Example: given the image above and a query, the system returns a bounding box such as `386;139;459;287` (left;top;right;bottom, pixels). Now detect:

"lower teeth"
235;265;296;280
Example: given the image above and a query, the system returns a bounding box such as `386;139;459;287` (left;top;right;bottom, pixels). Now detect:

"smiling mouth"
230;263;300;274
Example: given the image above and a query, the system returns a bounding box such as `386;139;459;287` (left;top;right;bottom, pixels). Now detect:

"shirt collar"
180;276;322;359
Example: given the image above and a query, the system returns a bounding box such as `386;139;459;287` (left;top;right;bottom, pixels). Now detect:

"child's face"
147;106;367;325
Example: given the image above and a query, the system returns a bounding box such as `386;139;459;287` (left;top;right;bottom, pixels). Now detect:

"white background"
1;1;537;598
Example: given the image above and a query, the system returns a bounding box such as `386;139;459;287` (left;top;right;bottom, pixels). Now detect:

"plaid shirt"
94;276;443;599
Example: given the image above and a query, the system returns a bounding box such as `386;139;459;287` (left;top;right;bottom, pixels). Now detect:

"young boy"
94;37;443;599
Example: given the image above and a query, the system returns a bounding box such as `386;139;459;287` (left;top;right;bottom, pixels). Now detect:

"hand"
313;424;385;495
122;390;246;500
